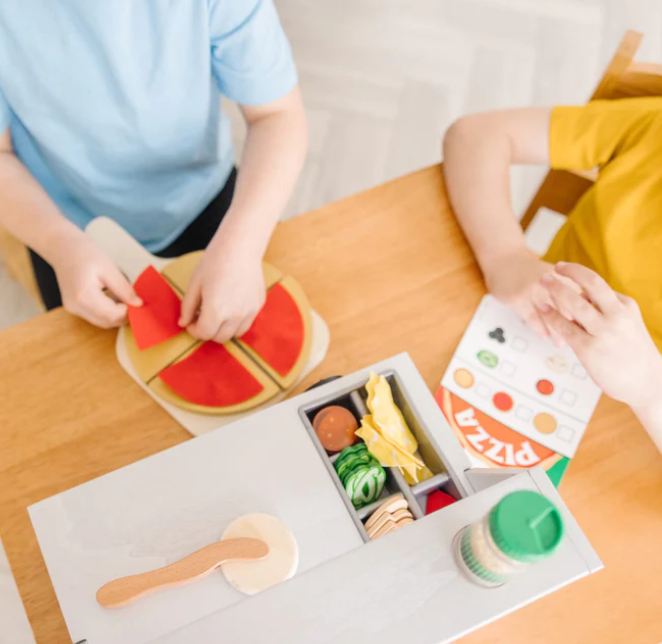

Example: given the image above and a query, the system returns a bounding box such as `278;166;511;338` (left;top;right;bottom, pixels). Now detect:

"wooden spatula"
96;537;269;609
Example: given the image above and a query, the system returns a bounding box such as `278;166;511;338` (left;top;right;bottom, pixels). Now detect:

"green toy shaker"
454;490;565;587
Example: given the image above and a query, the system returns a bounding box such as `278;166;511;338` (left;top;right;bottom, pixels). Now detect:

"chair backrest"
521;30;662;231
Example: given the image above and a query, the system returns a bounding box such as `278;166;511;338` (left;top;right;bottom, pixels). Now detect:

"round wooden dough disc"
220;514;298;595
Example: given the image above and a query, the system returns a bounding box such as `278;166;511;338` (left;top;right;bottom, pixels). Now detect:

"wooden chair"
521;30;662;231
0;228;41;304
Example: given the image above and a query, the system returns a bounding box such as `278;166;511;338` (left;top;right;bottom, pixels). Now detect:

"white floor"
1;0;661;333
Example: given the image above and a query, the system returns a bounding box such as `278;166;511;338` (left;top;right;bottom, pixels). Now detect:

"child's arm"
179;87;307;343
538;262;662;452
442;108;554;338
0;127;141;325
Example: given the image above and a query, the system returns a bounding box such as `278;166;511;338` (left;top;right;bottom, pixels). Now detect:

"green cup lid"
488;491;564;563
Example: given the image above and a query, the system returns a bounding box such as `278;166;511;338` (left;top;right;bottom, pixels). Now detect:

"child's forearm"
633;398;662;454
211;88;307;258
442;108;553;272
443;117;527;272
631;364;662;454
0;140;82;265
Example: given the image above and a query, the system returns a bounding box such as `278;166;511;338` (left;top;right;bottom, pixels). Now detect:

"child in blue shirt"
0;0;307;344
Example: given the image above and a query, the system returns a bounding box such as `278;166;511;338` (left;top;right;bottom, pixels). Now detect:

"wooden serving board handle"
96;537;269;609
85;216;169;283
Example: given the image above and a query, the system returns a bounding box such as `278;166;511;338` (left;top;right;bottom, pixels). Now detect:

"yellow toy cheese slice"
365;372;419;454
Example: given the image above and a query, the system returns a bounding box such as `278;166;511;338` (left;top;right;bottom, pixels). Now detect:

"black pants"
30;168;237;310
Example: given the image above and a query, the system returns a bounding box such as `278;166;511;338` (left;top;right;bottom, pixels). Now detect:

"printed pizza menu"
435;295;602;486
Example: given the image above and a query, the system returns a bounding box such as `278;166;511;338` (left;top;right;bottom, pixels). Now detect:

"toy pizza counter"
28;353;601;644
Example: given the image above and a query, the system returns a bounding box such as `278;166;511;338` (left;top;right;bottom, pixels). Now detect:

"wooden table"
1;166;661;644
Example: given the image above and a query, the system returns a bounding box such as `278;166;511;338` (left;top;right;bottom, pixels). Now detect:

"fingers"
76;289;129;328
536;304;587;350
179;287;201;328
540;273;605;335
212;318;242;345
235;312;257;339
102;268;143;307
553;262;619;314
189;305;261;344
187;305;220;341
523;307;551;340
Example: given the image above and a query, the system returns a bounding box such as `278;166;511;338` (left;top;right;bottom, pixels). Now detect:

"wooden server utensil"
96;537;269;609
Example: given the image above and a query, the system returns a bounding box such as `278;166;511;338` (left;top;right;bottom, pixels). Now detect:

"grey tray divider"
299;368;465;542
411;473;450;497
390;468;425;519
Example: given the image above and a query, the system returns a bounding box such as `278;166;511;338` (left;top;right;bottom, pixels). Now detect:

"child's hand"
537;262;662;411
51;233;142;328
179;239;265;344
482;249;555;339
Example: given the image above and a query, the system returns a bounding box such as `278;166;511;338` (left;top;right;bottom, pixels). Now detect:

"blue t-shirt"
0;1;297;251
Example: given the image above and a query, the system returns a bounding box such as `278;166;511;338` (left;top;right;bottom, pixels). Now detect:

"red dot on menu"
493;392;513;412
537;379;554;396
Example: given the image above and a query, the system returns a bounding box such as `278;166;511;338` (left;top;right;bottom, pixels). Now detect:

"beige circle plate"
220;513;299;595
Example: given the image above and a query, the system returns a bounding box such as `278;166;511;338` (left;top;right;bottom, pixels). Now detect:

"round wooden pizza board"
86;217;330;437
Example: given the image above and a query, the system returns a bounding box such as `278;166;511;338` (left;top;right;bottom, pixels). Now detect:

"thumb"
102;267;143;307
179;287;201;327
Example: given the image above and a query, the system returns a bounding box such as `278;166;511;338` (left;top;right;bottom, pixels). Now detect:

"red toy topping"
128;266;182;351
425;490;457;515
240;283;305;376
159;342;264;406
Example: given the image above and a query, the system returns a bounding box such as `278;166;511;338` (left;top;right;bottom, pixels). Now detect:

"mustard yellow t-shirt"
545;97;662;351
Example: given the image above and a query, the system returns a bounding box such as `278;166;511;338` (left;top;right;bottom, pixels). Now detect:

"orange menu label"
435;387;562;470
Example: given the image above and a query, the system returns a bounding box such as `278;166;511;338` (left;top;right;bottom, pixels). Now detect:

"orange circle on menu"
454;368;475;389
537;379;554;396
534;413;557;434
493;392;513;412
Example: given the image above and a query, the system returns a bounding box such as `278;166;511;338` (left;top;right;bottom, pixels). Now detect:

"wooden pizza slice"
236;275;313;390
152;340;279;415
160;251;283;295
124;325;198;383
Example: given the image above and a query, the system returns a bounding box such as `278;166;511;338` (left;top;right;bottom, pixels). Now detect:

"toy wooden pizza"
86;217;329;435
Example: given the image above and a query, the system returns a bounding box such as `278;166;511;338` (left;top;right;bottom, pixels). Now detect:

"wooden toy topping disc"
312;406;359;453
221;514;298;596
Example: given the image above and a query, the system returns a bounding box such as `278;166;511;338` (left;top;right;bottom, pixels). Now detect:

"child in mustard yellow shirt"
442;98;662;452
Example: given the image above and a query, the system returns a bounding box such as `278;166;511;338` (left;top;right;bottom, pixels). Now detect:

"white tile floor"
1;0;661;333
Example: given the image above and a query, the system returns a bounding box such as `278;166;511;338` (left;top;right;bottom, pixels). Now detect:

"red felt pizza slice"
128;266;183;351
153;340;279;415
237;276;312;389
